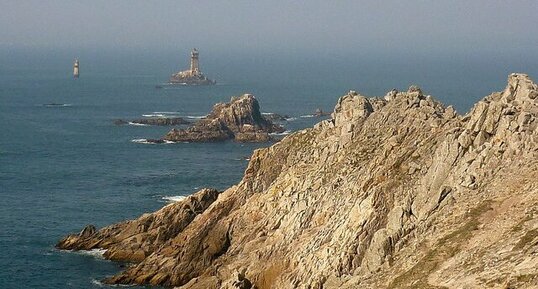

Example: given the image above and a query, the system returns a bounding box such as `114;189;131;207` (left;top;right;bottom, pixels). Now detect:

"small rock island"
169;49;215;85
164;94;285;142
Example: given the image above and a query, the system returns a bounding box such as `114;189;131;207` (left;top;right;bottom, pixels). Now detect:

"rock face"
164;94;285;142
114;117;190;126
57;188;220;262
58;74;538;288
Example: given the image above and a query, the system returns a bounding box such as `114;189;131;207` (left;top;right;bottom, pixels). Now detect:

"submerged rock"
114;117;190;126
313;108;331;117
262;113;291;122
60;74;538;288
164;94;285;142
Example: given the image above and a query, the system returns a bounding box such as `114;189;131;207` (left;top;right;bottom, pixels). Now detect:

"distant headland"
169;49;215;85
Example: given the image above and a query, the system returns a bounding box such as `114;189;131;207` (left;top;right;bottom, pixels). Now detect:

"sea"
0;48;536;288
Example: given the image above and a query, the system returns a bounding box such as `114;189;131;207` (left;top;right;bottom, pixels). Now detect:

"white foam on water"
91;279;135;287
185;115;207;119
75;248;107;259
162;195;187;202
131;138;151;144
270;130;292;136
127;122;149;126
286;117;298;121
300;114;315;118
91;279;104;287
131;139;176;144
142;114;165;117
153;111;181;115
43;103;73;107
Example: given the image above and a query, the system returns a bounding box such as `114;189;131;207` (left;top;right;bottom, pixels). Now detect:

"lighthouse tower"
73;59;80;78
190;49;200;76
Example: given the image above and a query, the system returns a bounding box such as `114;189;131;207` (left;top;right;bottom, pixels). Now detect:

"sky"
1;0;537;57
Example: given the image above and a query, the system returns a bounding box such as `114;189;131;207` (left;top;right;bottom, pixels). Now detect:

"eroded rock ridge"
58;74;538;288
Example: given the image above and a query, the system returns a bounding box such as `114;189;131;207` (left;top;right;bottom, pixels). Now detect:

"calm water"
0;49;536;288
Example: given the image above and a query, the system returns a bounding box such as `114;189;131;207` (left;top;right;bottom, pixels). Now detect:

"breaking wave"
142;114;166;118
184;115;207;119
43;103;72;107
131;138;175;144
127;122;149;126
270;130;292;136
162;195;187;202
74;248;107;259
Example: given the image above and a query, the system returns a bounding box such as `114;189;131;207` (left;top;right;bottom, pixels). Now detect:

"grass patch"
388;201;493;289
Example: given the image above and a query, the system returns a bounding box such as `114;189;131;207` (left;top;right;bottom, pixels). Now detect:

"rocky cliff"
164;94;285;142
58;74;538;288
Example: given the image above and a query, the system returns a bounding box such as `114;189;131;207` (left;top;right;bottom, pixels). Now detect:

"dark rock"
114;118;190;126
164;94;285;142
79;225;96;238
313;108;331;117
131;117;190;126
114;119;129;125
263;113;291;122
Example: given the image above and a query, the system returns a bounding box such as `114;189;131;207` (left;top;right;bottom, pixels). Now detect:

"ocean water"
0;48;536;288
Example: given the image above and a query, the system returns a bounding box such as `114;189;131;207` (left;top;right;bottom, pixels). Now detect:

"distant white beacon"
73;59;79;78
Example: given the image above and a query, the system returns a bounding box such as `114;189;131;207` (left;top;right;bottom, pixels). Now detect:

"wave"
152;111;181;115
43;103;72;107
74;248;107;259
184;115;207;119
270;130;292;136
91;279;103;287
91;279;135;287
300;114;316;118
286;117;298;121
127;122;149;126
162;195;187;202
142;114;166;118
131;138;175;144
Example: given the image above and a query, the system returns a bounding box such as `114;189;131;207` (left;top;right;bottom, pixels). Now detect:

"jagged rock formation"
57;188;220;262
58;74;538;288
114;117;190;126
164;94;285;142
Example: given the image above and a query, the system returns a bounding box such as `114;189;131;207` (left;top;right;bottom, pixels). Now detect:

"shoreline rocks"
59;74;538;288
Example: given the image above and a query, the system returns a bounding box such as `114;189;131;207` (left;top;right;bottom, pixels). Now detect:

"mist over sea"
0;48;537;288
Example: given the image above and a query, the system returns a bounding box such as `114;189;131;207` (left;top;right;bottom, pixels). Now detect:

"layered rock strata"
59;74;538;288
164;94;285;142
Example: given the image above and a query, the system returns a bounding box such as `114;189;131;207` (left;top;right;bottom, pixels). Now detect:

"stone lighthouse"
169;48;215;85
73;59;80;78
190;49;200;76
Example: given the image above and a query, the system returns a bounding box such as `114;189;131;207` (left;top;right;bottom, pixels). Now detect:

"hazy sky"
1;0;537;56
